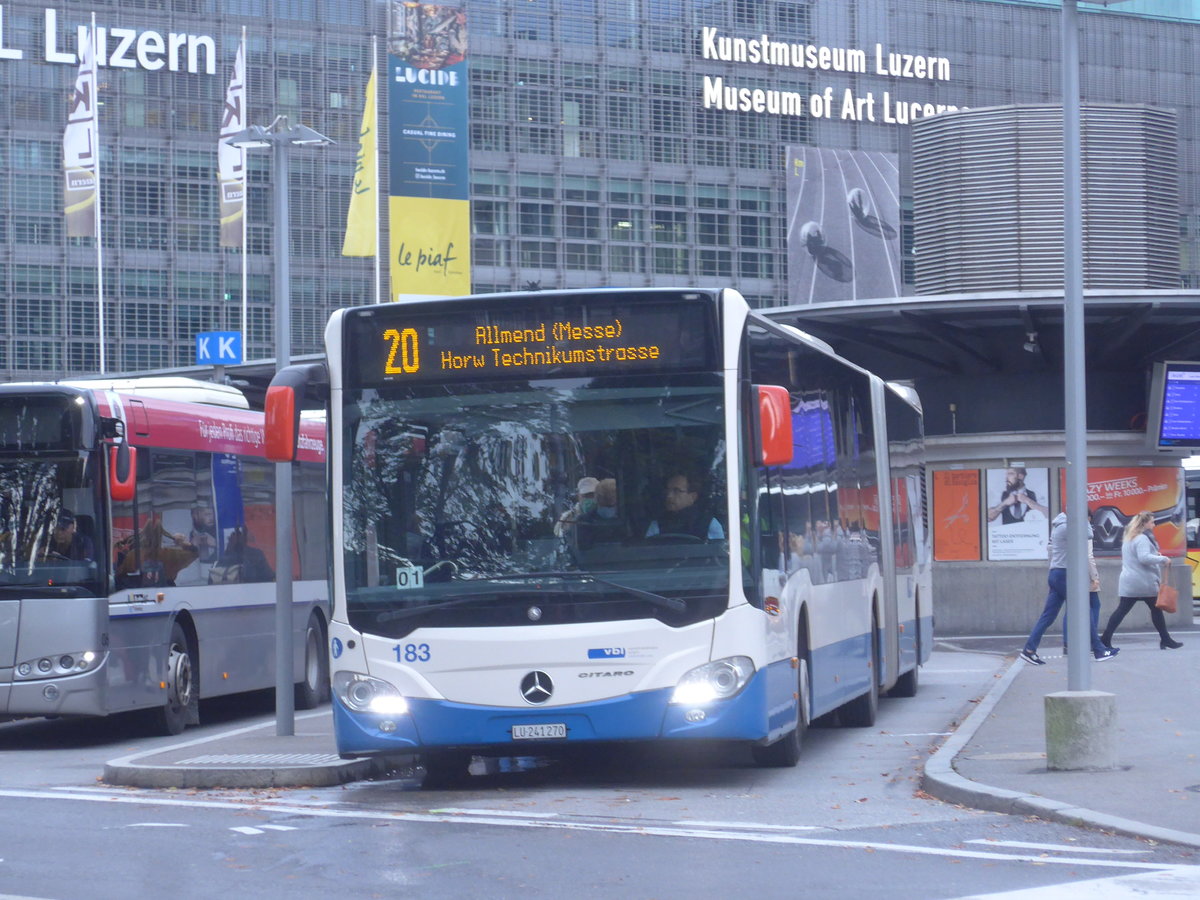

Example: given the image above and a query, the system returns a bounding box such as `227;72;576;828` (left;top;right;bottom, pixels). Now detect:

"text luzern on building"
0;5;216;74
698;25;964;125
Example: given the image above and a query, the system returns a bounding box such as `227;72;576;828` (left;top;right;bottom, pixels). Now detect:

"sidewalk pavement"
104;632;1200;849
923;631;1200;850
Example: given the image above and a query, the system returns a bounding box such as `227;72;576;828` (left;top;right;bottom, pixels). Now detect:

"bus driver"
645;471;724;541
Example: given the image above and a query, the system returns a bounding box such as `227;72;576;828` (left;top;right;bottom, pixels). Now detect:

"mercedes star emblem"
520;670;553;704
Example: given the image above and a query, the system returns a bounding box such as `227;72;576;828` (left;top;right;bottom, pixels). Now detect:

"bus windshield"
341;374;729;635
0;455;102;593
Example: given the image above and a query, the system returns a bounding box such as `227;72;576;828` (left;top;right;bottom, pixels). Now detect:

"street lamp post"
226;116;333;736
1047;0;1129;771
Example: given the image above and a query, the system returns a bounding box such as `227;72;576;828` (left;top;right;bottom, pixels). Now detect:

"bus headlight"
14;650;102;680
333;671;409;715
670;656;755;705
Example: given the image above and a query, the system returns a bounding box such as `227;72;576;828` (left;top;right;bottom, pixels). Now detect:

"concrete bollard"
1044;690;1118;771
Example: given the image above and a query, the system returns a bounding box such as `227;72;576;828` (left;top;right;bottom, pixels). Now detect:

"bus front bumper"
332;665;785;758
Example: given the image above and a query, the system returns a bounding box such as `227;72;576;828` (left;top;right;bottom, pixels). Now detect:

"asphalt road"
1;642;1198;899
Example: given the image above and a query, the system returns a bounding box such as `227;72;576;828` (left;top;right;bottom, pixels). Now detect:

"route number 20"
384;327;420;375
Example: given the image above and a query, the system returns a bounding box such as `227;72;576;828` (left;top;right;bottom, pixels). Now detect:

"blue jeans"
1025;567;1105;653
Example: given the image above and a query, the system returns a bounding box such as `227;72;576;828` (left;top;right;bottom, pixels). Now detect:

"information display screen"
1153;360;1200;450
343;290;720;388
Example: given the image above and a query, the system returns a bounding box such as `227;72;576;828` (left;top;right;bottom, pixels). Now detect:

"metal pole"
273;123;296;735
1062;0;1090;692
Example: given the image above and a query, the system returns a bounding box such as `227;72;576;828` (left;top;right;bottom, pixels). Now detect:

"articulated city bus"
0;378;329;734
266;288;931;775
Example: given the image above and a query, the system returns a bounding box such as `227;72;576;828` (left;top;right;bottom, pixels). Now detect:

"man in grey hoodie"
1020;512;1119;665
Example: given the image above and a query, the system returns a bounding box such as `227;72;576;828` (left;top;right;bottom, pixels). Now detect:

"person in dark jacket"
217;527;275;584
645;472;723;540
49;510;94;562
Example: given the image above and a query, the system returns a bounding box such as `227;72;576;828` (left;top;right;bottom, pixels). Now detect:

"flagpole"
91;13;105;374
240;25;249;347
373;34;381;305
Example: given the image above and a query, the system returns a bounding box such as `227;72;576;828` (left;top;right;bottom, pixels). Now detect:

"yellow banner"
389;196;471;298
342;65;377;257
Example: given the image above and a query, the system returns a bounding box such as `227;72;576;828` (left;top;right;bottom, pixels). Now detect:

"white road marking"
954;867;1200;898
966;839;1150;855
429;807;558;819
231;826;264;835
675;820;823;832
127;823;188;828
0;786;1188;871
259;825;297;832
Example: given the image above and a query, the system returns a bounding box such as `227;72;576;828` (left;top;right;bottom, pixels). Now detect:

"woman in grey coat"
1101;510;1183;650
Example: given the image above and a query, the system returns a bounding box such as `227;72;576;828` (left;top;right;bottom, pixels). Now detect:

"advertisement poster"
933;469;981;561
388;2;470;299
1060;466;1186;557
985;466;1050;561
785;146;901;304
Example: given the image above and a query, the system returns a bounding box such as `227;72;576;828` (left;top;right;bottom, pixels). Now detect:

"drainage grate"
175;753;345;766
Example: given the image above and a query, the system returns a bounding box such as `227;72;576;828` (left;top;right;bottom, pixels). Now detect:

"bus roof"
58;377;250;409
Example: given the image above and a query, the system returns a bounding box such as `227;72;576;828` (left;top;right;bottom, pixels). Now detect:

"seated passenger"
211;527;275;584
574;478;628;548
115;517;198;587
555;476;599;537
645;472;724;540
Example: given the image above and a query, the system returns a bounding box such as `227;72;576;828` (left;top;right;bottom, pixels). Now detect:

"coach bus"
0;377;329;734
266;288;931;775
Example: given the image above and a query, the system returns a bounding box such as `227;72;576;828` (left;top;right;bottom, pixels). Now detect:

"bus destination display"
345;293;717;387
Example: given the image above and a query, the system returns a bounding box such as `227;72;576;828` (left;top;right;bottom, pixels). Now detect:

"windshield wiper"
488;571;686;613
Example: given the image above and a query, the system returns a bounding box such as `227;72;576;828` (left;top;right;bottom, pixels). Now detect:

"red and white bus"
0;377;328;734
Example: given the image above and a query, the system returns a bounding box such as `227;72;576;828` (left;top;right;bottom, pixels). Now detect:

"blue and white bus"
267;288;931;775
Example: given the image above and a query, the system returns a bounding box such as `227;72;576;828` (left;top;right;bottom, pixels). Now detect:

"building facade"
2;0;1200;379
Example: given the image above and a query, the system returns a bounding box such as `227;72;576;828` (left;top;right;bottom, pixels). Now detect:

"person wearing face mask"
574;478;627;548
555;476;601;538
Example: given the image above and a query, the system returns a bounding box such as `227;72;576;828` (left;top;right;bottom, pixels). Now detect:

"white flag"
219;35;246;248
63;24;98;238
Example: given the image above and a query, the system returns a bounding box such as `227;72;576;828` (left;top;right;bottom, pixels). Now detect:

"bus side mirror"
265;384;299;463
265;363;328;463
756;385;793;467
109;443;137;502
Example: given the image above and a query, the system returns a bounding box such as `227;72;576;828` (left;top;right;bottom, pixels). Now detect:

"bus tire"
890;618;920;698
751;656;809;768
840;621;879;728
294;613;330;710
890;662;919;698
152;621;197;736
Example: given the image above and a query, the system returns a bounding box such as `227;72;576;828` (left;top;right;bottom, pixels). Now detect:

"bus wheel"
295;614;330;710
153;621;196;736
751;656;809;768
840;623;879;728
890;623;920;698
